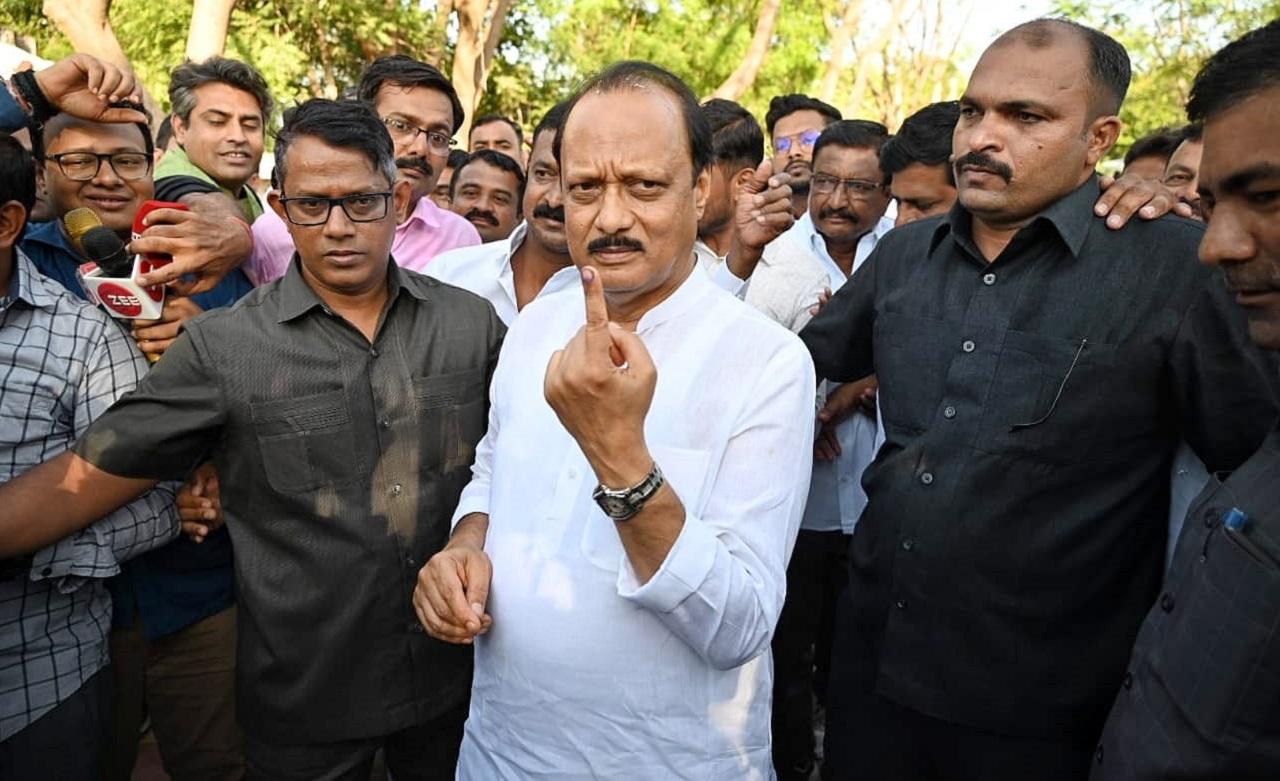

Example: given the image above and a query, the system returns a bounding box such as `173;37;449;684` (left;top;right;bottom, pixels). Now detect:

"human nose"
1199;205;1254;268
322;201;357;238
594;185;634;235
91;155;124;186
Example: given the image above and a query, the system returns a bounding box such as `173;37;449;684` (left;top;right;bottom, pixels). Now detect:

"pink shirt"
245;196;482;285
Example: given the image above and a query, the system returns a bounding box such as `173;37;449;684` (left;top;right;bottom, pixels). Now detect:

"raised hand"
544;266;657;488
727;160;795;280
32;54;147;124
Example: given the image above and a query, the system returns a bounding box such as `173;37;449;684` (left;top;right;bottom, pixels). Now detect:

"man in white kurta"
413;62;816;779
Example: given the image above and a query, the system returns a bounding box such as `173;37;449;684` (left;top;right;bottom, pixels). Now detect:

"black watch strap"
11;70;57;126
593;463;665;522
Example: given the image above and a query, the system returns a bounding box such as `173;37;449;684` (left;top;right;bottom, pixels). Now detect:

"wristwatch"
592;462;665;522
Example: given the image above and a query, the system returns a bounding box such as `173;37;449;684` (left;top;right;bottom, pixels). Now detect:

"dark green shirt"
801;177;1280;738
76;257;504;742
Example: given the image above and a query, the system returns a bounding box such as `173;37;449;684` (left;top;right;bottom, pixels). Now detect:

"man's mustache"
954;152;1013;183
588;235;645;253
818;207;858;222
465;208;499;226
396;156;433;178
533;202;564;223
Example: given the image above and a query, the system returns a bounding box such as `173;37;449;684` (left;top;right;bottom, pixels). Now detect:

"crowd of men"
0;14;1277;781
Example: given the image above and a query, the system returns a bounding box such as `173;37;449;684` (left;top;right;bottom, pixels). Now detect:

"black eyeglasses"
46;151;152;181
277;192;393;226
811;173;885;199
382;116;456;154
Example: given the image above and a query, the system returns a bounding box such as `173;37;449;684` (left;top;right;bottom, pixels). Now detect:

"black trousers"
245;702;467;781
822;592;1094;781
0;670;109;780
772;529;851;781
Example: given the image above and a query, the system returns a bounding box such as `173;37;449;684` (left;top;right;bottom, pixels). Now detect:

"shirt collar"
497;222;529;276
275;254;419;323
930;175;1100;261
9;247;65;310
636;253;715;334
406;195;448;229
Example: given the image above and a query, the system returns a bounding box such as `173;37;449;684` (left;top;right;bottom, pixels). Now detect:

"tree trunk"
840;0;908;117
449;0;514;142
186;0;237;61
42;0;163;125
817;0;865;104
709;0;783;100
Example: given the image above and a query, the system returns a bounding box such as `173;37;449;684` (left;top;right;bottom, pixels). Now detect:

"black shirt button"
41;566;52;577
380;418;392;429
1096;744;1104;763
1160;592;1175;612
962;339;976;353
982;272;996;286
902;539;915;552
408;621;424;633
1204;507;1220;527
943;405;957;419
370;347;379;358
895;598;907;610
920;472;934;485
391;483;403;496
1123;672;1133;690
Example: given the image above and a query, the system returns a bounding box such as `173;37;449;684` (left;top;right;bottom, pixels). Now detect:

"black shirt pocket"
1149;523;1280;749
977;331;1119;466
412;369;487;474
250;389;358;494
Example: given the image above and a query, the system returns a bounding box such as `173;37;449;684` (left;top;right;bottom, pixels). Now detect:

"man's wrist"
12;70;56;125
589;440;654;490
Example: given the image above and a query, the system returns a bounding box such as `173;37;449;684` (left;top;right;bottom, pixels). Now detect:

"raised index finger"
581;265;608;329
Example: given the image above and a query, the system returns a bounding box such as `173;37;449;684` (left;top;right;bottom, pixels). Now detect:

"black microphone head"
81;226;134;277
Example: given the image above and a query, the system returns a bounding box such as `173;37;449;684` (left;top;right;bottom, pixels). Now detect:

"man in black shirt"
0;99;504;779
1092;20;1280;780
802;18;1280;780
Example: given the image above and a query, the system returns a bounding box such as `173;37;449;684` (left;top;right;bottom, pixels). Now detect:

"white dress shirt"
792;212;895;533
452;264;816;779
426;222;580;325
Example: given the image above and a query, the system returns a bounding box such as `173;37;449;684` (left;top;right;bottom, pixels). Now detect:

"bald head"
990;18;1131;117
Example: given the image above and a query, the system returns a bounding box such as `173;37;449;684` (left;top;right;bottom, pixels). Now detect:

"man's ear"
171;113;189;148
694;168;710;221
1085;114;1123;168
267;190;286;221
392;177;412;223
0;201;29;252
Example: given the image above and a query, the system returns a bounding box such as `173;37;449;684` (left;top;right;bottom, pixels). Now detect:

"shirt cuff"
615;510;717;613
708;261;748;298
451;482;490;529
29;528;121;594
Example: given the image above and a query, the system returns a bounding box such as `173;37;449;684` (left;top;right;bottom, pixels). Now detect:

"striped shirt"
0;248;178;741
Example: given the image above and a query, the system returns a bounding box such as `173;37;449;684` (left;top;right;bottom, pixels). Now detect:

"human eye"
114;153;150;173
57;153;97;173
1015;110;1043;124
958;103;980;120
1163;173;1189;186
428;131;452;148
292;198;329;217
1247;189;1280;208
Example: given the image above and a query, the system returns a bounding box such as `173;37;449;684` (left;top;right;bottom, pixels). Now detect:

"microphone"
80;226;135;277
63;207;101;255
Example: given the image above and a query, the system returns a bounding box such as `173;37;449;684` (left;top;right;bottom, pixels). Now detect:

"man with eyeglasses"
802;20;1279;778
766;94;842;218
0;98;504;778
247;55;479;285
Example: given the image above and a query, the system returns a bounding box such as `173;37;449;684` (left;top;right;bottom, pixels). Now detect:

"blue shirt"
19;219;253;638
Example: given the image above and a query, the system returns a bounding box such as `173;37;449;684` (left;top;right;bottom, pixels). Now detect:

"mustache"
954;152;1013;182
587;234;645;253
818;206;858;222
464;208;499;226
533;202;565;223
396;156;433;178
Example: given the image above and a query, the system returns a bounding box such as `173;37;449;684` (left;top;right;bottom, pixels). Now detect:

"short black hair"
357;55;465;134
33;102;154;164
880;101;959;185
532;100;571;147
701;98;763;173
1122;126;1183;167
449;148;527;210
471;114;524;147
156;114;175;150
764;94;842;136
0;135;37;231
445;148;469;171
1179;122;1204;143
273;99;396;192
554;61;712;184
169;57;274;122
996;19;1131;116
811;120;891;182
1187;20;1280;124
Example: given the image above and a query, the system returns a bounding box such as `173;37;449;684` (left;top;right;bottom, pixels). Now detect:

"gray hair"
169;57;274;122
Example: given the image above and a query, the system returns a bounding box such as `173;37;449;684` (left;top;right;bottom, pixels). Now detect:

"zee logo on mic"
98;283;144;318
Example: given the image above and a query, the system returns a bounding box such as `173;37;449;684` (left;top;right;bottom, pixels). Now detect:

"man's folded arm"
617;342;816;670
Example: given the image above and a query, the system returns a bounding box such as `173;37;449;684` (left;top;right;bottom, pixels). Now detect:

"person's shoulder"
426;240;504;282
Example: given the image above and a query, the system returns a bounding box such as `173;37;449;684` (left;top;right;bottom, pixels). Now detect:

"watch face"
601;495;633;518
